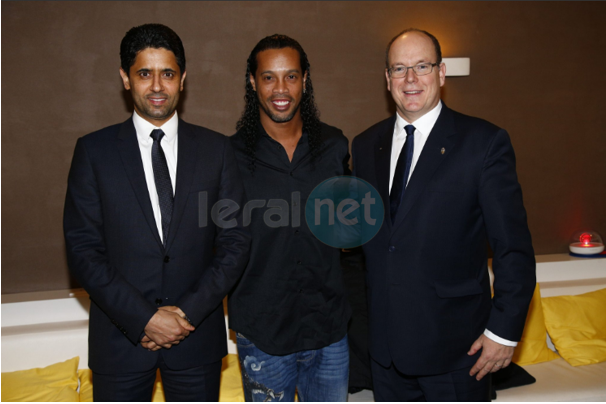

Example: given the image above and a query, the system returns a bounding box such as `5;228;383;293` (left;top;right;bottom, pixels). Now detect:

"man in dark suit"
352;29;536;401
63;24;250;401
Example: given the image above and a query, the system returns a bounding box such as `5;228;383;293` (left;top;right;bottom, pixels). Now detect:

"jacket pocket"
188;179;219;194
435;278;482;298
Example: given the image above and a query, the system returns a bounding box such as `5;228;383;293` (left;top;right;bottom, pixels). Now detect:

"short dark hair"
385;28;442;68
120;23;185;75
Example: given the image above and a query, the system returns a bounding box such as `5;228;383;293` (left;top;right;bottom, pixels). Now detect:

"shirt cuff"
484;329;518;347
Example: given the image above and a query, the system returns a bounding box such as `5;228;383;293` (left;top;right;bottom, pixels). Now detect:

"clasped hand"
141;306;194;351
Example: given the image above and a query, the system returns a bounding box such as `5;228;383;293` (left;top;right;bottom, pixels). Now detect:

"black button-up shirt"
228;122;352;355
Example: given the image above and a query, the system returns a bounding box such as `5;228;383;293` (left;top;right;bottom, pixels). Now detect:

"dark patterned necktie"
150;129;173;247
389;124;415;224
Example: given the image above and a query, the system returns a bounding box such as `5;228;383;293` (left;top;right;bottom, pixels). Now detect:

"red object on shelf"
580;233;593;246
569;230;604;255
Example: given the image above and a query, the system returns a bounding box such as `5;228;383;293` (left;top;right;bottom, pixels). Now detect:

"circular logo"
305;176;384;248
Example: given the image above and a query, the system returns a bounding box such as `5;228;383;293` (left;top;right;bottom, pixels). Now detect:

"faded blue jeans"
236;333;349;402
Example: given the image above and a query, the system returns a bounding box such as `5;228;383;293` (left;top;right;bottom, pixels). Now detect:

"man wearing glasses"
352;29;536;401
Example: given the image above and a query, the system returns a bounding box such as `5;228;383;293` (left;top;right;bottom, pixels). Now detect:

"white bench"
3;254;606;402
2;291;237;372
493;254;606;402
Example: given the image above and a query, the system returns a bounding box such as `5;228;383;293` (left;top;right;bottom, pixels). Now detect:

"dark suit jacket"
352;104;536;376
64;118;250;374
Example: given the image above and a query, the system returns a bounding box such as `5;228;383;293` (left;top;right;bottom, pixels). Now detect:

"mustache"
146;93;170;99
269;95;294;102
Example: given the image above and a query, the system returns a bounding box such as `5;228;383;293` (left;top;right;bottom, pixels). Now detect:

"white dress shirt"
388;101;517;347
388;102;442;193
132;111;179;243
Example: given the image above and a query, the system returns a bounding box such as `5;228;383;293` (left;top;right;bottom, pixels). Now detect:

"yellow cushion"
542;287;606;366
1;357;80;402
152;370;165;402
219;354;245;402
78;368;93;402
511;284;560;366
76;354;244;402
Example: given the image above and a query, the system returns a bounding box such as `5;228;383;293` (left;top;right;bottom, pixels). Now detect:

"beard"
132;92;179;124
258;97;302;123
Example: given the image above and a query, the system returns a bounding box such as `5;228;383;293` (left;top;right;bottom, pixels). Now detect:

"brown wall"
2;1;606;294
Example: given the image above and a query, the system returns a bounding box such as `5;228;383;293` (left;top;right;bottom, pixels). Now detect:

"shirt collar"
132;110;179;143
258;122;308;144
394;101;442;139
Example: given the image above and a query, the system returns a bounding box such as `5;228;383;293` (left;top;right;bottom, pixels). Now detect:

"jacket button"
164;256;170;263
389;246;396;252
155;298;162;305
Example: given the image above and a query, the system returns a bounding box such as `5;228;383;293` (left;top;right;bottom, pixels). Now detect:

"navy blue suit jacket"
352;104;536;375
64;118;250;374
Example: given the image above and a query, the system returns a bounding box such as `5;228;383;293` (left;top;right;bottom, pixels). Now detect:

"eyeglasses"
388;63;439;78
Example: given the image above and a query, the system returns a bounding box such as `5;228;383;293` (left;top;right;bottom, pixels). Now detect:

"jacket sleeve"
63;138;157;345
478;129;536;341
176;138;251;326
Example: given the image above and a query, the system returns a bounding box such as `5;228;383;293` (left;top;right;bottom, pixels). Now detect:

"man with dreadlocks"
228;34;352;402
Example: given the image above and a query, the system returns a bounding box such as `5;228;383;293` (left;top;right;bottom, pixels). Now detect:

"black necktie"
150;129;173;247
389;124;415;224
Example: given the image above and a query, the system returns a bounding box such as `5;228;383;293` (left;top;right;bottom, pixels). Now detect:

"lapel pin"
441;147;445;155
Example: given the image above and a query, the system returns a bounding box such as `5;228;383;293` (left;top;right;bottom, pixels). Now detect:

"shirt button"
155;298;162;305
389;246;396;252
164;256;170;263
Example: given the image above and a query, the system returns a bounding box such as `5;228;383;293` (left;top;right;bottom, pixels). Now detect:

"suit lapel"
165;119;199;251
117;119;163;249
374;116;396;226
392;106;458;231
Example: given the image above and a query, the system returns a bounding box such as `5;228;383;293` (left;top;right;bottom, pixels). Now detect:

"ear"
438;62;446;87
249;73;256;92
119;68;131;90
180;70;187;91
385;68;391;92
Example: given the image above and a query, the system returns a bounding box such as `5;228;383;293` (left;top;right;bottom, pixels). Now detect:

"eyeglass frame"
387;62;440;78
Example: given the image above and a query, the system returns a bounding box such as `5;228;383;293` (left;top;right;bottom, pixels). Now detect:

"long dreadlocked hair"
236;34;322;172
